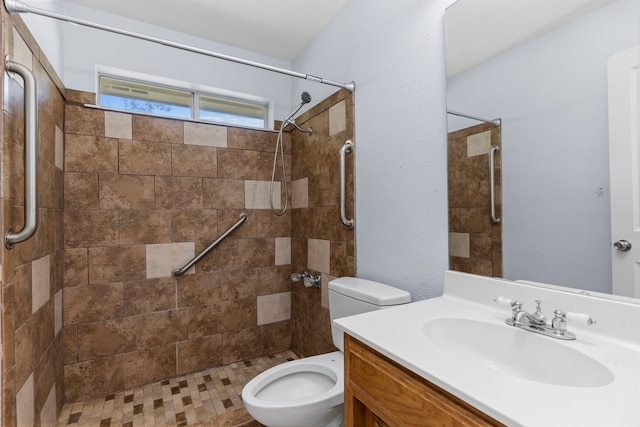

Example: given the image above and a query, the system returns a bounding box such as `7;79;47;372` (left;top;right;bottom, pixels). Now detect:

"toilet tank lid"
328;277;411;306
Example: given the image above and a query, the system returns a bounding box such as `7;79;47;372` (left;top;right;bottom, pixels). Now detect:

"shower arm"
4;0;355;92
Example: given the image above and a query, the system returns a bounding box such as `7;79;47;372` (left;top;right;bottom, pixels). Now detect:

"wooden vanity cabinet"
344;334;504;427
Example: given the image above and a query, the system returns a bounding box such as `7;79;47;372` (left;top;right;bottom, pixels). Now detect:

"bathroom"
2;0;640;426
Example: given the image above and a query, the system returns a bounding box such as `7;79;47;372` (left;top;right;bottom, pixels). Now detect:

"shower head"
283;91;313;132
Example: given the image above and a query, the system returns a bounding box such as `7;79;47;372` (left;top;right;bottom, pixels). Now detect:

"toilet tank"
328;277;411;351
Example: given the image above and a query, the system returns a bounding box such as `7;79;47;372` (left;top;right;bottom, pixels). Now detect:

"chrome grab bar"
489;144;501;225
171;212;248;278
5;56;38;249
339;140;354;229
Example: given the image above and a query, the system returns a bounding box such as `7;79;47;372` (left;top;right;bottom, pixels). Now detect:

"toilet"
241;277;411;427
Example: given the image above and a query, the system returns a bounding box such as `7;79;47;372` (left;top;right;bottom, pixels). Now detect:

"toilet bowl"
241;277;411;427
242;351;344;427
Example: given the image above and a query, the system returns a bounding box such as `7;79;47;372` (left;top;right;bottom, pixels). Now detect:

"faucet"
291;270;321;288
494;297;595;340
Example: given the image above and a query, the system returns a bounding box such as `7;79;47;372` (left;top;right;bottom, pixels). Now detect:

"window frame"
95;66;274;130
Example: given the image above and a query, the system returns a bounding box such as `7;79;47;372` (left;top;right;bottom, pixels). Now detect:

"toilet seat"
242;351;344;426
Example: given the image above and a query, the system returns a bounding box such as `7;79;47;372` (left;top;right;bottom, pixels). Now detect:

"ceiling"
446;0;617;77
64;0;349;61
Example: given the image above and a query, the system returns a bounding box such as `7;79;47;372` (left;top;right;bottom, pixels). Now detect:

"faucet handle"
565;311;596;326
493;296;520;308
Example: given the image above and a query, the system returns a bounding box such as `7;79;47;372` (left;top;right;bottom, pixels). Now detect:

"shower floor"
56;350;299;427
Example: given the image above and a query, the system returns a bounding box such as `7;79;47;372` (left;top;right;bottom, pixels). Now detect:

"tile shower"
0;10;355;426
447;122;502;277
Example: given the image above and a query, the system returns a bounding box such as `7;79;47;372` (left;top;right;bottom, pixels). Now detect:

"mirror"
445;0;639;296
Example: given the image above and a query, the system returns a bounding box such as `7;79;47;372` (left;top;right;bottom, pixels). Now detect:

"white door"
608;45;640;297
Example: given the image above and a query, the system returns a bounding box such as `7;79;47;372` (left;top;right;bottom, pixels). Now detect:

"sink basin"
422;318;614;387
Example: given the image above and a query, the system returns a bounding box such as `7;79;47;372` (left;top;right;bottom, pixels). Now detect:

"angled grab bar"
340;140;354;229
5;56;38;249
489;145;501;225
171;212;248;278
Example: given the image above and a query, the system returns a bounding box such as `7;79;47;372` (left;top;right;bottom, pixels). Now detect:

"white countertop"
334;271;640;427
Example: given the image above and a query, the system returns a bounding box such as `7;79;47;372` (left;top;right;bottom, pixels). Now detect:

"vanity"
335;271;640;426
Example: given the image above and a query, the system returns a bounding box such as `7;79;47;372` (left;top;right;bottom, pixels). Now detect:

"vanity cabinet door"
344;334;502;427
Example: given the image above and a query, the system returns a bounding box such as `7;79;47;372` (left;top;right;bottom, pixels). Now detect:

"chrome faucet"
291;270;321;288
494;297;595;340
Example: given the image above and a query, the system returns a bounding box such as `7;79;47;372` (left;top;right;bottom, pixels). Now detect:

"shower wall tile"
145;242;195;278
308;238;330;275
257;292;291;325
55;126;64;170
31;254;51;313
329;100;347;136
448;123;502;277
64;134;118;173
3;15;66;424
171;143;217;177
118;139;171;176
15;373;34;427
122;344;177;389
154;176;203;209
291;90;355;357
64;249;88;288
76;317;137;361
245;180;278;209
64;173;99;210
184;121;227;147
59;86;348;401
177;334;223;375
275;237;291;265
291;177;308;208
123;277;177;316
132;115;183;144
202;178;245;209
171;210;218;242
227;127;266;151
218;148;257;179
98;174;155;210
104;111;132;140
87;245;146;284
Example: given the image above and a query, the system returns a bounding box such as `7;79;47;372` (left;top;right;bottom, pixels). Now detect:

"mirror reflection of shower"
270;92;313;216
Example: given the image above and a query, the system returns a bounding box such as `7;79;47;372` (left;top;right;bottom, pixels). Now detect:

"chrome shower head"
301;91;311;104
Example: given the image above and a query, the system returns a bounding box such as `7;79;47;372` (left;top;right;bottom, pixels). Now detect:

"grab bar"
339;140;354;229
5;56;38;249
489;145;501;225
171;212;248;278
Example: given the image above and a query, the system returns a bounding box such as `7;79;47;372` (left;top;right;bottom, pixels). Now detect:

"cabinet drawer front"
345;335;501;427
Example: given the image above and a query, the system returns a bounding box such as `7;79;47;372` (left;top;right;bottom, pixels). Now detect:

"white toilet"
242;277;411;427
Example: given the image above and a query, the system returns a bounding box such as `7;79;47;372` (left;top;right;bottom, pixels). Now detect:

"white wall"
21;0;64;76
22;1;295;121
293;0;454;300
447;0;640;293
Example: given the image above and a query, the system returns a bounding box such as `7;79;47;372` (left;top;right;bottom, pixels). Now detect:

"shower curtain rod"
4;0;355;92
447;110;501;127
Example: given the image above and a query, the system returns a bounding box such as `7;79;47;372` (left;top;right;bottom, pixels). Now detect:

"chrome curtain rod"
4;0;355;92
447;110;501;127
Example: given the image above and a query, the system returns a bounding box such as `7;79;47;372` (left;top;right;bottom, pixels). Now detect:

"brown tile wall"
290;89;356;357
448;123;502;276
1;12;66;427
62;101;295;402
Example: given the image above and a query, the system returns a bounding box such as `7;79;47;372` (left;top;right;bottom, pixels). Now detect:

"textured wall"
62;98;293;402
1;13;66;427
292;0;455;300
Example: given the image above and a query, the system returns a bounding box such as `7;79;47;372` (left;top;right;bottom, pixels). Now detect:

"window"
98;74;269;129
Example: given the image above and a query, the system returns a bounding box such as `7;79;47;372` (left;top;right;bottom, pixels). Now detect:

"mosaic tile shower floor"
56;351;299;427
